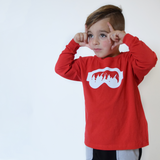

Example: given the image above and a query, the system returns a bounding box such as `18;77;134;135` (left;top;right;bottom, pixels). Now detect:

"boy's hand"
107;22;126;50
74;26;89;47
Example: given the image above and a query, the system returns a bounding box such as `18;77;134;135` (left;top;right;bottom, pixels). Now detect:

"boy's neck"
102;48;120;59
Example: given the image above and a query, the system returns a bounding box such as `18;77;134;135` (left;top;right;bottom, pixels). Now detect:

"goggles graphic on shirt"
87;67;123;89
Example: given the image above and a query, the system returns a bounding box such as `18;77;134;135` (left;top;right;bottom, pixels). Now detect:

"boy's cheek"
102;40;111;48
88;42;92;49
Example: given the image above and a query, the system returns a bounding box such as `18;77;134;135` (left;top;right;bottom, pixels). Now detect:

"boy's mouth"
94;48;102;52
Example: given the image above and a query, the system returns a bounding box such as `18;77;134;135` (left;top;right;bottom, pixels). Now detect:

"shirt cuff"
123;33;137;47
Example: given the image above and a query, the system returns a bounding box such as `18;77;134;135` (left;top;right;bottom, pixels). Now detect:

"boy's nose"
93;37;99;45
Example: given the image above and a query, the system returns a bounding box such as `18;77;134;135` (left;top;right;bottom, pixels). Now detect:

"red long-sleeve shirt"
55;34;157;150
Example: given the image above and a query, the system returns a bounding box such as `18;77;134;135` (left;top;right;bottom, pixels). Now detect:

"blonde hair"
85;5;125;30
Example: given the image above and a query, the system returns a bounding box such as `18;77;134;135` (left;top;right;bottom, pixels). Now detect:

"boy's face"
87;18;120;58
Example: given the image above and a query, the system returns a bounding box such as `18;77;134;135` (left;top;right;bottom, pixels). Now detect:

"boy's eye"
100;34;107;38
88;34;93;38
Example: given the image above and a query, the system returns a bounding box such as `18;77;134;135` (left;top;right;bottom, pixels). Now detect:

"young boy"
55;5;157;160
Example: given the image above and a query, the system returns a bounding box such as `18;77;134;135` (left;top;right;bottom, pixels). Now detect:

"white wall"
0;0;159;160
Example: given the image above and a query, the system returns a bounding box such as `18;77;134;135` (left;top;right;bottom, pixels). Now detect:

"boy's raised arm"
55;26;89;81
55;39;81;81
123;34;157;84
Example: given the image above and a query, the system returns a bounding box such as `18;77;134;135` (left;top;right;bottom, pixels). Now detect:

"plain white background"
0;0;159;160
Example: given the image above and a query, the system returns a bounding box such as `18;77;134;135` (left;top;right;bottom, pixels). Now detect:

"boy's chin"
95;54;108;59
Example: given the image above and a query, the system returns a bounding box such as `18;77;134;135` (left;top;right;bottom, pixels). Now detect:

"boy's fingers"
108;32;115;44
84;25;88;44
107;22;114;32
84;33;88;43
85;25;88;33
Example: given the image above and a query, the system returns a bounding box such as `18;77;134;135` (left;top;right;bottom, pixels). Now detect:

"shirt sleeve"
123;34;158;84
55;39;82;81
